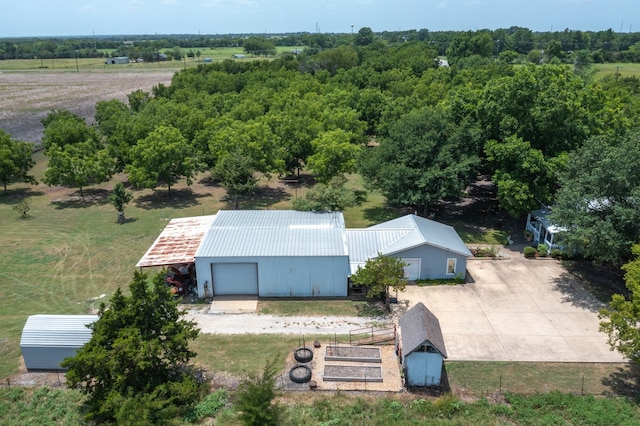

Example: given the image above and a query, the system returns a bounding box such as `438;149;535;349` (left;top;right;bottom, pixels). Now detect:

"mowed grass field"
0;46;305;72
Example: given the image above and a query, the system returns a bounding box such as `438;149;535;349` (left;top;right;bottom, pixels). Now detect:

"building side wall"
21;346;83;370
404;351;444;387
392;245;467;279
196;255;349;298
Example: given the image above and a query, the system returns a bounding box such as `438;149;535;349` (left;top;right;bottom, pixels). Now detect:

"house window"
446;258;456;275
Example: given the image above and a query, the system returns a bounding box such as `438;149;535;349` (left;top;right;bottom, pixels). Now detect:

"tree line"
5;26;640;62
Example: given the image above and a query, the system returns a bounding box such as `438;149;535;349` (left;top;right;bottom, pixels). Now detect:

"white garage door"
212;263;258;296
402;258;421;280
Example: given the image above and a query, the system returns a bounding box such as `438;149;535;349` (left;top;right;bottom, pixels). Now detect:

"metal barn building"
194;210;350;298
20;314;97;370
106;56;129;64
398;302;448;387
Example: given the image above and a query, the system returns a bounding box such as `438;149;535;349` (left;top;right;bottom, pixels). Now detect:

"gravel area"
185;311;386;335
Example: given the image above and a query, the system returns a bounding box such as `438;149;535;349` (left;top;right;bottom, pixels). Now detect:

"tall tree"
0;130;36;193
213;150;258;210
306;129;361;183
550;131;640;264
359;106;481;215
42;110;113;199
292;175;358;212
126;125;197;195
599;244;640;365
61;270;202;423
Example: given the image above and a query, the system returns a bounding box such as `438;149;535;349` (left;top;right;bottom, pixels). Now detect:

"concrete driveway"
397;247;627;363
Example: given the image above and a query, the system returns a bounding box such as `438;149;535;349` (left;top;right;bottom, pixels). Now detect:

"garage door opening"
212;263;258;296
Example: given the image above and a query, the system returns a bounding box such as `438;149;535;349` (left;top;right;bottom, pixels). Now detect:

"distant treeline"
3;27;640;62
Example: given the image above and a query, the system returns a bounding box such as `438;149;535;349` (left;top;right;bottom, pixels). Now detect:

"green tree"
550;132;640;264
354;27;375;46
61;270;203;423
12;198;31;219
235;360;280;426
43;141;114;200
126;125;197;195
0;130;36;193
41;110;101;150
350;253;407;300
485;136;560;216
307;129;361;183
359;106;481;216
109;181;133;222
243;37;276;56
292;175;358;211
213;150;258;210
599;244;640;365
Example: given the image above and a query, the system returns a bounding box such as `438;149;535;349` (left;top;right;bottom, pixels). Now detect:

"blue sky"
1;0;638;37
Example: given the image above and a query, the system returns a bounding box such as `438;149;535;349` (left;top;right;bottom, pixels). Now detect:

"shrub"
537;244;548;257
523;246;537;258
12;198;30;219
550;249;562;259
235;360;279;426
184;389;228;423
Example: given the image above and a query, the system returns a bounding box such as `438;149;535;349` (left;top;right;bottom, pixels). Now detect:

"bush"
523;246;537;258
184;389;228;423
550;249;562;259
235;360;279;426
537;244;548;257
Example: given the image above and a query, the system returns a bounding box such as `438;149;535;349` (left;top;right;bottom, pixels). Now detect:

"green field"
594;63;640;80
0;46;304;72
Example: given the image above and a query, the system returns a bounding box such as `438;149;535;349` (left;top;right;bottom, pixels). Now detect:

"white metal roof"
369;215;472;257
136;215;216;268
196;210;349;257
20;315;97;348
346;215;471;274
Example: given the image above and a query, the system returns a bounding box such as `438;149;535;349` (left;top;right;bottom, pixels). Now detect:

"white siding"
20;315;97;370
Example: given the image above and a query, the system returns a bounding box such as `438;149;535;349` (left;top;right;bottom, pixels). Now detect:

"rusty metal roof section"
136;215;216;268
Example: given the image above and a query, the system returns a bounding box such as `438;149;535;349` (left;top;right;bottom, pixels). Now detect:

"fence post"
581;375;585;396
499;374;502;394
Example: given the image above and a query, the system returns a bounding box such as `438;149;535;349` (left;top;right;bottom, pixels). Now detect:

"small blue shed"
20;314;97;370
399;302;447;387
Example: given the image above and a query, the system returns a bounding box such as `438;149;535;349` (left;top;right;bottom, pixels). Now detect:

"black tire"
289;365;312;383
294;347;313;363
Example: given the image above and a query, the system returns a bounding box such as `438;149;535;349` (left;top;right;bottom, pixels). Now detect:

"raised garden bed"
323;365;383;382
325;346;381;363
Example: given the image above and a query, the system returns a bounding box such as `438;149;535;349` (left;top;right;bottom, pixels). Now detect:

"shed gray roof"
195;210;348;257
20;315;97;348
399;302;447;358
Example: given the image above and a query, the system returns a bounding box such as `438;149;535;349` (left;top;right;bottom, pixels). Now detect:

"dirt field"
0;71;174;143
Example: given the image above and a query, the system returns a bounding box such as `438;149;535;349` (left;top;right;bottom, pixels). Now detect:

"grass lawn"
446;361;640;397
594;62;640;80
0;46;305;72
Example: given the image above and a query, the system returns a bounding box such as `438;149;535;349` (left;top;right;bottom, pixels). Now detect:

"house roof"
195;210;349;257
346;214;471;273
20;315;97;348
136;215;216;268
530;208;564;234
399;302;447;358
